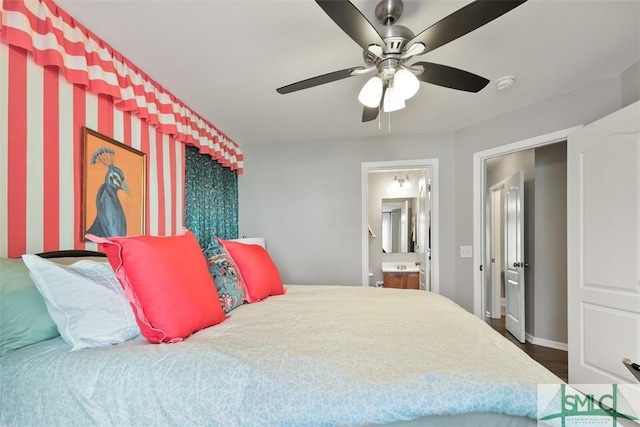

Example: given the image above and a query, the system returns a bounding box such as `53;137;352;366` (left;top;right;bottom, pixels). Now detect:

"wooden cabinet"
383;272;419;290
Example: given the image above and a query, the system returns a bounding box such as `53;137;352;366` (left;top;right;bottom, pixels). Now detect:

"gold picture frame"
82;127;146;239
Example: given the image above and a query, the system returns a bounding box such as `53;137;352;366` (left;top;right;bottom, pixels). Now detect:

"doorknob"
513;262;520;268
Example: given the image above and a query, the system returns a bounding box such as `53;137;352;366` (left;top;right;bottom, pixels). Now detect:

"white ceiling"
56;0;640;147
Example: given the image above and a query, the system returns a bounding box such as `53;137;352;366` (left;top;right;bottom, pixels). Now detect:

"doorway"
473;127;577;350
361;159;439;293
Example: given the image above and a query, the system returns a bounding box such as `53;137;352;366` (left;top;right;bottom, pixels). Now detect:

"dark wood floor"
487;316;568;382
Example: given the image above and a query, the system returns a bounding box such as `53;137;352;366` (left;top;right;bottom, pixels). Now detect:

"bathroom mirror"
381;197;416;253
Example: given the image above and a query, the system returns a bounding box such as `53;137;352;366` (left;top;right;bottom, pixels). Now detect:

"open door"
417;168;431;291
504;170;526;343
567;101;640;383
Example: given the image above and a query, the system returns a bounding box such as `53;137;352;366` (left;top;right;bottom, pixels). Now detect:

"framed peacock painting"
82;127;146;239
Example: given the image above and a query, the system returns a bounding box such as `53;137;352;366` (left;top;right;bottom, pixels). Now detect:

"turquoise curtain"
184;146;238;247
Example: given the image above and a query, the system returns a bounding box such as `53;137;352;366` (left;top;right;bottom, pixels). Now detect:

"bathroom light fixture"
393;175;412;188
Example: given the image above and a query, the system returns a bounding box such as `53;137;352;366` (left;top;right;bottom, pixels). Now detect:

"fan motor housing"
363;24;414;66
381;24;414;53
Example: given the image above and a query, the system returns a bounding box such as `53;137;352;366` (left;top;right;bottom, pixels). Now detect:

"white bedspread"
0;285;561;426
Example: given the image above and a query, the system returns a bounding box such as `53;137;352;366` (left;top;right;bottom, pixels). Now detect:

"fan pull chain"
388;111;391;133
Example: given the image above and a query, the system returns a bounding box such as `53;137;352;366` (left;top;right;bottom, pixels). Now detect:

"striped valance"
0;0;243;173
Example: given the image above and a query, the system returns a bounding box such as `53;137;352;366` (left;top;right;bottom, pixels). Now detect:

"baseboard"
525;333;568;351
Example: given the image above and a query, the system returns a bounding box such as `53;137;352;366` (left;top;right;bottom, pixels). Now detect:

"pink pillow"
86;230;225;343
218;239;285;303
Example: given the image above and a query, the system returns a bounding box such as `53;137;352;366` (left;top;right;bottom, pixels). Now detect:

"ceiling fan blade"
413;62;490;92
362;106;379;122
277;67;363;94
362;86;386;122
408;0;527;55
316;0;386;50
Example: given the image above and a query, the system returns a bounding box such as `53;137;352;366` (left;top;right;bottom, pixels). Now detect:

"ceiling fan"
276;0;527;122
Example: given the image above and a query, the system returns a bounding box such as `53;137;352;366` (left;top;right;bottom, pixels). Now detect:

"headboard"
35;250;106;259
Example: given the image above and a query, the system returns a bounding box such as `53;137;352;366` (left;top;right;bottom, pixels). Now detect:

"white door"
504;170;526;343
567;100;640;383
417;169;431;290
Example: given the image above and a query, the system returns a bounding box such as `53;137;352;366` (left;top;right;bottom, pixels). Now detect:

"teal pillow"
0;258;59;355
203;240;246;313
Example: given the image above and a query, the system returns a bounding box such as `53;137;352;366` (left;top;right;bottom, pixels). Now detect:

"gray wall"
533;142;568;344
239;69;634;311
238;132;456;299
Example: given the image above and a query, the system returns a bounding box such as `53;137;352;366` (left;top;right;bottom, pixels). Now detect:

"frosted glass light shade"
358;76;383;108
394;69;420;100
383;86;405;112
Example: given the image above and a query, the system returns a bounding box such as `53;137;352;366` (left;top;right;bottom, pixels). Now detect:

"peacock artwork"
83;128;146;239
86;148;130;237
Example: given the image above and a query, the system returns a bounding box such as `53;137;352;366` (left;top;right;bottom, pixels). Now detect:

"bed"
0;248;561;426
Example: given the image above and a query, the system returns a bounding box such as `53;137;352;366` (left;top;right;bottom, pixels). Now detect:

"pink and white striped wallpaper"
0;43;185;258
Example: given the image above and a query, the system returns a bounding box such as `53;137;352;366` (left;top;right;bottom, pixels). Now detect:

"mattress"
0;285;561;426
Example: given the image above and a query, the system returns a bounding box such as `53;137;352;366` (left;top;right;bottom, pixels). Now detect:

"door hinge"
479;265;483;271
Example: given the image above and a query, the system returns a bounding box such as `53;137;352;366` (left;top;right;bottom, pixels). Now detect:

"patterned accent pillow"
203;240;246;313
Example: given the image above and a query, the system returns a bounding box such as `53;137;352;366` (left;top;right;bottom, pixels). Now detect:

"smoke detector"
496;75;516;90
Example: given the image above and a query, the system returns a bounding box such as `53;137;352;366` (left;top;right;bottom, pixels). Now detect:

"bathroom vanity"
383;271;419;289
381;262;420;289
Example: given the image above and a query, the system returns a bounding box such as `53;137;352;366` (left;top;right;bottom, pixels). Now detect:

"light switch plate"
460;245;472;258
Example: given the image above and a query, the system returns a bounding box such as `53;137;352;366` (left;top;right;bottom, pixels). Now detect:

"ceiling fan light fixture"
383;86;405;112
394;68;420;100
358;76;384;108
277;0;527;123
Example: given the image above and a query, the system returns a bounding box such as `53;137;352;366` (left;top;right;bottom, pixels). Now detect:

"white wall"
239;71;633;310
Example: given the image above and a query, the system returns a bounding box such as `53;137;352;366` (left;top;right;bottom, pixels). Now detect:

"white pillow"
21;254;139;350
